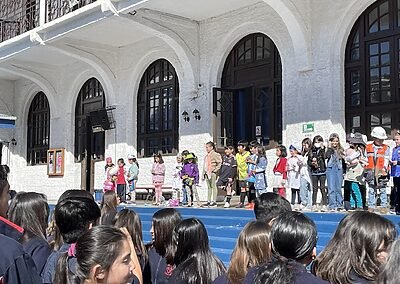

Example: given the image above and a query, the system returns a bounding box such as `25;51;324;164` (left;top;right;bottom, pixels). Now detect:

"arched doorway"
345;0;400;137
75;78;105;192
214;33;282;148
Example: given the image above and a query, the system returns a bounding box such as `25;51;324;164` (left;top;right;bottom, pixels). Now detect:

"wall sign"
302;123;315;133
47;148;65;176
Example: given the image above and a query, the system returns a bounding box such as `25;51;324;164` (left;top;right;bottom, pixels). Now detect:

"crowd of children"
2;161;400;284
101;126;400;214
212;126;400;214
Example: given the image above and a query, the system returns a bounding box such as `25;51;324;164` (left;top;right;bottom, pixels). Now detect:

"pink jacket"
152;163;165;184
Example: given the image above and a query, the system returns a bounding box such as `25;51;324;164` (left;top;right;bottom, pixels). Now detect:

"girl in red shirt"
116;158;127;203
273;145;288;198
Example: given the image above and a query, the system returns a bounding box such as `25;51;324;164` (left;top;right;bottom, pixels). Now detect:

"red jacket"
273;157;287;179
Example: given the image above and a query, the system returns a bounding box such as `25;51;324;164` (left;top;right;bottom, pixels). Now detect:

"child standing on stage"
325;133;345;211
180;153;201;207
116;158;127;203
273;145;287;198
236;140;251;208
103;157;116;191
151;154;165;206
391;131;400;215
217;146;237;208
253;145;268;196
300;138;312;210
171;154;183;205
287;144;303;209
127;154;139;205
308;135;328;212
344;133;367;210
203;142;222;207
245;142;258;209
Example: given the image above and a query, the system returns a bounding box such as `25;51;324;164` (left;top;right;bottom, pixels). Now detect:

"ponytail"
54;252;77;284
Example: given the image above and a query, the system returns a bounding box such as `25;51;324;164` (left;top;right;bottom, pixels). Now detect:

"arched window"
27;92;50;165
345;0;400;137
214;33;282;148
75;78;105;162
137;59;179;157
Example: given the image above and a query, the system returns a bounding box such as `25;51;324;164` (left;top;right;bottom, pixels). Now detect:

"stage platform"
119;205;400;266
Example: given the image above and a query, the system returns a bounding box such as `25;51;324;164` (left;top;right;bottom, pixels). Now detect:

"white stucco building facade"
0;0;394;201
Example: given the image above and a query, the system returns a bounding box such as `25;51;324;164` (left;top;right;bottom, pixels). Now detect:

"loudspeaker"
90;109;111;132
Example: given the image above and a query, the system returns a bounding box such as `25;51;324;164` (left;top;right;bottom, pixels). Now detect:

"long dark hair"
54;226;128;284
254;257;294;284
8;192;49;241
153;153;164;164
151;208;182;260
227;221;271;284
275;145;287;158
271;211;317;262
172;218;225;284
376;239;400;284
256;146;266;164
114;209;147;267
301;137;312;156
314;211;396;284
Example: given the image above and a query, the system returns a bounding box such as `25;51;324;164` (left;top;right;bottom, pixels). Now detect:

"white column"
39;0;46;26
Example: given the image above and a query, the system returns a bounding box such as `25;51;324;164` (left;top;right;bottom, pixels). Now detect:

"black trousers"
311;175;327;206
117;184;126;202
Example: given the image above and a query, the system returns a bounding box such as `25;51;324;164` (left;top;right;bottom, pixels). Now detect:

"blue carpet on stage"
120;206;400;267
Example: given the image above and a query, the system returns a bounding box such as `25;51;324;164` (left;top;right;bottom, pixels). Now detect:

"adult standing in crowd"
203;141;222;207
365;126;391;214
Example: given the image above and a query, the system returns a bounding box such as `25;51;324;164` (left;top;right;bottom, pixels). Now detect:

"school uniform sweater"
0;234;42;284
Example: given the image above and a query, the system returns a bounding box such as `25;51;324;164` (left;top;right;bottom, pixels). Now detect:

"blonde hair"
227;221;271;284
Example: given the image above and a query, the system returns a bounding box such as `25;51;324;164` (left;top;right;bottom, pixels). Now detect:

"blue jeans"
368;185;387;208
182;186;188;204
326;166;343;209
300;177;312;208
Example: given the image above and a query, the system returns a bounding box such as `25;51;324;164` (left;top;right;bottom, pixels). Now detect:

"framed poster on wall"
47;148;65;176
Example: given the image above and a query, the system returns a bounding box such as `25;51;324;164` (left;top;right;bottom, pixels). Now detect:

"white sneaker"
299;204;304;211
224;202;230;208
321;205;328;212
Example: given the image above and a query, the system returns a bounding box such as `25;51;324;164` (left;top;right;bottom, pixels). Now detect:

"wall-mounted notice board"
47;148;65;176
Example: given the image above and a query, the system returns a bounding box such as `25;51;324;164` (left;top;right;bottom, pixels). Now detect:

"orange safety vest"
365;143;388;170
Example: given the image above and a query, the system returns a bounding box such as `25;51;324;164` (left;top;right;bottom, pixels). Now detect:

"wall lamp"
193;109;201;120
182;111;190;122
11;138;17;146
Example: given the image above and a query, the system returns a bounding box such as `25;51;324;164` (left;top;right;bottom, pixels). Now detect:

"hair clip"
68;243;76;257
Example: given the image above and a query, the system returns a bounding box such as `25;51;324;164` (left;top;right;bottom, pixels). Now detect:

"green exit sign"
303;123;314;133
